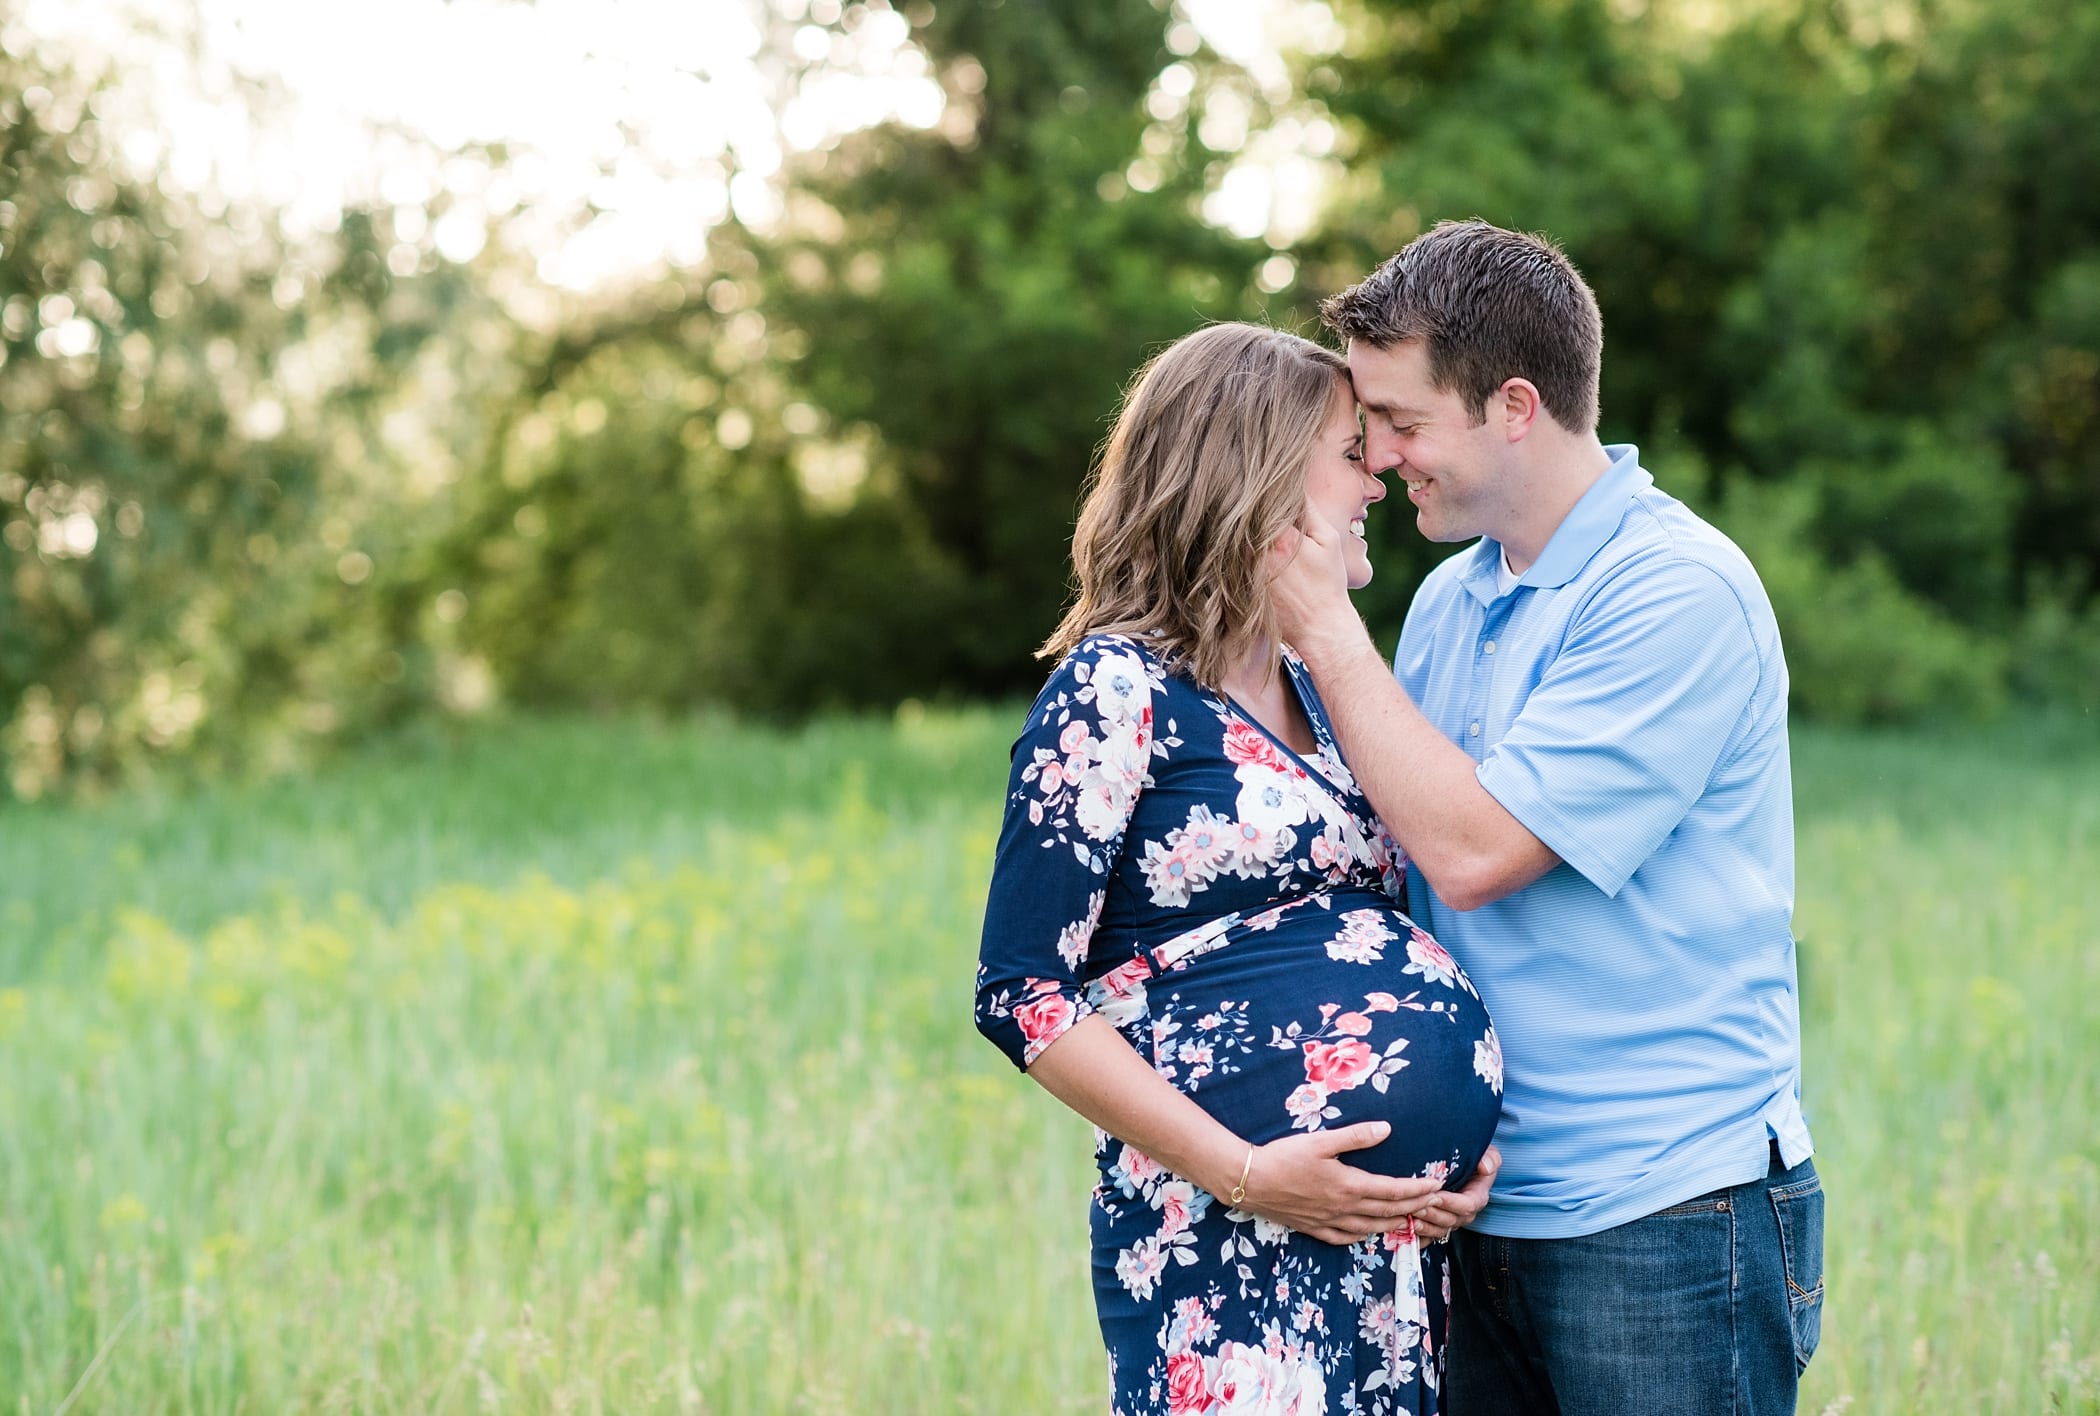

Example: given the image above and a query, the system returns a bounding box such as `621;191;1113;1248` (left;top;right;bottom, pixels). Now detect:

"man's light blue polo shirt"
1397;444;1812;1238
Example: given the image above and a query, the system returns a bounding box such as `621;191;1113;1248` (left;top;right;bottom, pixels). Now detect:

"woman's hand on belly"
1028;1015;1453;1246
1240;1124;1454;1247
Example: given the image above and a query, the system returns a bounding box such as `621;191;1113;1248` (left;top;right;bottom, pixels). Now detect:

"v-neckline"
1222;653;1351;800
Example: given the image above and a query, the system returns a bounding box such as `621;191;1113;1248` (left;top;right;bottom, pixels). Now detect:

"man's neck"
1497;435;1615;574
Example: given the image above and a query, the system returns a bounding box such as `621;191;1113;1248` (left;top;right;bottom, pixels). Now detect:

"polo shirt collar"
1461;443;1649;604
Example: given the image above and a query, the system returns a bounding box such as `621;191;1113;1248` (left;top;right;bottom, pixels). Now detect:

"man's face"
1347;338;1510;545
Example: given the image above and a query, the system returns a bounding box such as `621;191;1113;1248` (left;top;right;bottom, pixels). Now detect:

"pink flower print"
1158;1179;1200;1238
1037;758;1067;794
1363;991;1400;1014
1116;1236;1169;1301
1220;718;1289;773
1208;1343;1326;1415
1301;1037;1377;1092
1169;806;1238;874
1359;1294;1401;1358
1166;1350;1212;1414
1403;928;1461;987
1331;1011;1373;1037
1086;956;1150;1028
1176;1039;1215;1084
1224;818;1292;875
1325;909;1396;964
1119;1144;1163;1188
1058;719;1092;756
1284;1082;1329;1129
1141;837;1211;908
1096;957;1149;998
1013;984;1076;1055
1179;1296;1219;1349
1307;829;1341;870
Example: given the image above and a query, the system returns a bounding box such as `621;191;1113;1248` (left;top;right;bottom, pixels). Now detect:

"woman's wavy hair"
1040;322;1349;690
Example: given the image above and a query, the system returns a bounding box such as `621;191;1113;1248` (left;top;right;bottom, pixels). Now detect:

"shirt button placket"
1467;608;1509;760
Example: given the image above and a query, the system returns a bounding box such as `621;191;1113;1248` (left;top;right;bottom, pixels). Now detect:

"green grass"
0;710;2094;1412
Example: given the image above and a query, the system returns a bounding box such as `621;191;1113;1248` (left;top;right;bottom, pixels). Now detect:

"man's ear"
1497;378;1544;443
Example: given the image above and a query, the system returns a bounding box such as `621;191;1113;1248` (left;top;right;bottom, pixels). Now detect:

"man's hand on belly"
1411;1144;1501;1238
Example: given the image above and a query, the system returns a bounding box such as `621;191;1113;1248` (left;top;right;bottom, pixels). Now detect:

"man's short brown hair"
1320;220;1603;433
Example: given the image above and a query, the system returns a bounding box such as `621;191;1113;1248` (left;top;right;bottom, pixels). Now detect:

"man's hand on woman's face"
1269;506;1359;654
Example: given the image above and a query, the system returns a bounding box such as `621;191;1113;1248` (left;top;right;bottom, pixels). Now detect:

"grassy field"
0;709;2095;1412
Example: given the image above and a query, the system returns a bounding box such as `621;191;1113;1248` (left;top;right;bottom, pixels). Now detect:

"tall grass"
0;711;2093;1412
1789;724;2100;1412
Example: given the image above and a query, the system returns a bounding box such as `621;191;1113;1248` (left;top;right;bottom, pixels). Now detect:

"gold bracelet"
1227;1146;1254;1207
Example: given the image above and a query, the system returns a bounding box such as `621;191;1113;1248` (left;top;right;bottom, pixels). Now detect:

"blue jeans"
1447;1146;1825;1415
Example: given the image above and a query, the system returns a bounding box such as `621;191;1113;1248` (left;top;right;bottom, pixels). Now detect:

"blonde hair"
1041;322;1349;690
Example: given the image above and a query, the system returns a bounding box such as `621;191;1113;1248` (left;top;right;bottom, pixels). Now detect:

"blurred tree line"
3;0;2097;796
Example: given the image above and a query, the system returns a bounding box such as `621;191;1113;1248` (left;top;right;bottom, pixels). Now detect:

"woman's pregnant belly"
1098;900;1502;1187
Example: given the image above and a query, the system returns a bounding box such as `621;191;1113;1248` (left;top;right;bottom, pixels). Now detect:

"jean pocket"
1768;1168;1825;1372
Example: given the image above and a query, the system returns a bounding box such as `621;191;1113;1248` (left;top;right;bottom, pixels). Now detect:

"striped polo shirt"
1397;444;1812;1238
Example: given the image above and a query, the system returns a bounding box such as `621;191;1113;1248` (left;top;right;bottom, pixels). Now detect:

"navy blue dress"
976;634;1503;1415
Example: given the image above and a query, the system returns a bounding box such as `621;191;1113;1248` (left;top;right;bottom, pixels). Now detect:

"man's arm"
1273;519;1559;912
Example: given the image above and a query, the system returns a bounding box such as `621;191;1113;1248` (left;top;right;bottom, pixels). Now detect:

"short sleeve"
1476;560;1761;898
975;636;1162;1070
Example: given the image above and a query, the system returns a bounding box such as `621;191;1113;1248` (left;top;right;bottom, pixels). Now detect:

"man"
1272;220;1824;1414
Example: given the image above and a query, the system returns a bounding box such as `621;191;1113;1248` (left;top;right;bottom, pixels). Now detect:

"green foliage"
748;0;1270;696
0;41;500;796
1668;465;2006;723
1312;0;2100;721
401;0;1269;718
9;0;2100;793
2008;570;2100;713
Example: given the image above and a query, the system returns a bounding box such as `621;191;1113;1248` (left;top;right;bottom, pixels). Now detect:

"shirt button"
1468;722;1481;737
1483;641;1496;655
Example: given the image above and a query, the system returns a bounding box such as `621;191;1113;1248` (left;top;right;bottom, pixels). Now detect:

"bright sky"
20;0;1341;291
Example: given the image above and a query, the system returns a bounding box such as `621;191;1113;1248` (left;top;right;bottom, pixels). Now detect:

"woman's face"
1301;377;1387;589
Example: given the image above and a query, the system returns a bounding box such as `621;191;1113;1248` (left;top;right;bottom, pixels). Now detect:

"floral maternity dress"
976;634;1504;1416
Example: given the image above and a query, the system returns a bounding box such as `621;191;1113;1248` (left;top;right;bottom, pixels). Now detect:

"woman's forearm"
1026;1012;1452;1245
1025;1014;1248;1199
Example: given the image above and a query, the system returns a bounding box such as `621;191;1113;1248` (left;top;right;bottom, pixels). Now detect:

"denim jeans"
1446;1146;1825;1415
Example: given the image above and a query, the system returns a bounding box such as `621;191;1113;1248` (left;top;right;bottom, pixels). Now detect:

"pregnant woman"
976;323;1503;1415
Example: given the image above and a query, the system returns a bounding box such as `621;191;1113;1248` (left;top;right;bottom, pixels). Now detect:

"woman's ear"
1265;520;1306;581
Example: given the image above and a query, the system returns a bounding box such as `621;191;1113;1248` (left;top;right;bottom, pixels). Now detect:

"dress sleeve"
975;636;1160;1071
